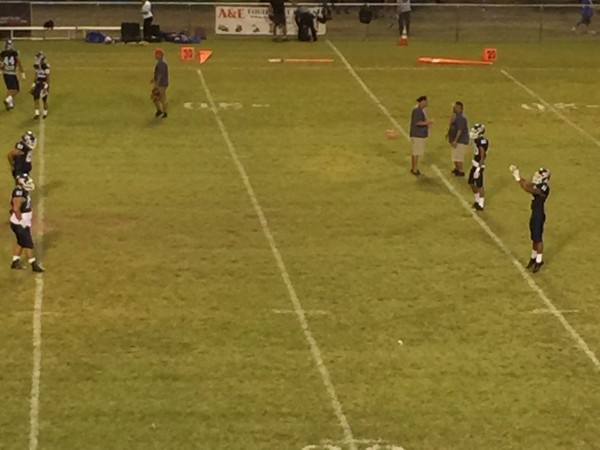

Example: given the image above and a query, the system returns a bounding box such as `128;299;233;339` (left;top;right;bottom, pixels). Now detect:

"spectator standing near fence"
572;0;595;34
141;0;154;41
151;48;168;119
269;0;288;41
397;0;411;35
409;95;432;176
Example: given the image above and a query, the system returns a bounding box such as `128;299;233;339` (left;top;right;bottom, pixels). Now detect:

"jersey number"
3;56;15;69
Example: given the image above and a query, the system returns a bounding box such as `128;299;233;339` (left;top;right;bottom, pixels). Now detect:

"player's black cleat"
526;258;536;269
160;112;168;119
33;113;40;120
10;260;25;270
31;262;45;273
472;202;478;208
532;261;544;273
155;110;163;118
410;169;422;176
473;203;484;211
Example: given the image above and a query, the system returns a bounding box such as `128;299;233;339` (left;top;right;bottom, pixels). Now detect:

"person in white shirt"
397;0;411;36
141;0;153;41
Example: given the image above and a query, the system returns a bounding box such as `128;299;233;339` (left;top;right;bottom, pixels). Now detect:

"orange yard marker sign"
482;48;497;62
198;50;213;64
179;46;194;61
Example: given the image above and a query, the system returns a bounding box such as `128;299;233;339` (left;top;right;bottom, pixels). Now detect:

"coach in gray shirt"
410;95;433;176
447;101;469;176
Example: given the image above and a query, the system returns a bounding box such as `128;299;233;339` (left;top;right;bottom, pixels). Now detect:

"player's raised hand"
509;164;520;181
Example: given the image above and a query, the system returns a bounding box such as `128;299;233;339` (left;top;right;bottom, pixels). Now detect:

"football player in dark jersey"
468;123;489;211
510;165;551;273
0;40;25;110
7;131;36;178
30;52;50;119
9;173;44;272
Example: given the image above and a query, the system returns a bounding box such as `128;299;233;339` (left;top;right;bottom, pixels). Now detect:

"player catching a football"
468;123;488;211
509;164;551;273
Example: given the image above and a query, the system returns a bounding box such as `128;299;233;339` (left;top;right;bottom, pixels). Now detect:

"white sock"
474;193;480;202
6;95;12;102
35;109;39;115
531;250;538;259
43;109;48;115
12;256;20;262
536;253;543;263
479;197;485;207
28;257;36;264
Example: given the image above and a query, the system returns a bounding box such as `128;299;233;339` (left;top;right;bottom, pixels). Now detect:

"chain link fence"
11;1;599;41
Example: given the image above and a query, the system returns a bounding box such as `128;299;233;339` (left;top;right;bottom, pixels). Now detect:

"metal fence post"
455;5;460;42
95;2;100;26
538;3;544;42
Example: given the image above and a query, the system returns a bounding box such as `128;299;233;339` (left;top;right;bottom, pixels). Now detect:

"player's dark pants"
398;11;411;35
31;81;48;101
11;223;34;249
297;13;317;41
468;167;484;188
529;213;546;243
143;17;153;40
3;74;19;91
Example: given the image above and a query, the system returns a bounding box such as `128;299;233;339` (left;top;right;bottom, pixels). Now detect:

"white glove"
509;164;520;181
21;72;26;80
473;167;480;179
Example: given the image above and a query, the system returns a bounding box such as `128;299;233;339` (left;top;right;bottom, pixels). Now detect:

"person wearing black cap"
409;95;432;176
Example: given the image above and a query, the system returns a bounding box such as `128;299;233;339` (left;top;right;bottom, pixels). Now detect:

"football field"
1;38;600;449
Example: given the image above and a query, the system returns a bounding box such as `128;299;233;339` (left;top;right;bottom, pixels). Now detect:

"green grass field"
1;37;600;450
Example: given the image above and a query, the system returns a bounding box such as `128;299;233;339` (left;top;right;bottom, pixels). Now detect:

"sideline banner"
215;6;327;36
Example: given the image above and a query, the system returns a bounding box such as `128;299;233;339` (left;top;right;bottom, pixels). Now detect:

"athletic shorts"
11;223;34;249
452;143;469;162
273;12;286;25
411;137;426;156
529;214;546;243
31;81;48;100
3;74;19;91
468;166;484;188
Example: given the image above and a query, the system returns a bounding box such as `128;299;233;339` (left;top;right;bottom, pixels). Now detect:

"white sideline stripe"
29;114;46;450
195;68;357;450
328;40;600;372
530;308;579;315
501;69;600;148
272;308;331;316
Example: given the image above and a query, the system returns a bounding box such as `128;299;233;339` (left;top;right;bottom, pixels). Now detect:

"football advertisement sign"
215;6;327;36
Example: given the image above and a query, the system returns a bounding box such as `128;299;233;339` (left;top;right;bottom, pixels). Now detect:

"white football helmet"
469;123;485;139
532;167;551;185
5;39;13;50
21;131;37;150
16;173;35;192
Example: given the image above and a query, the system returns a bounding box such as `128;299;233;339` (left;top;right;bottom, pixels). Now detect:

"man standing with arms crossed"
151;48;168;119
447;101;469;177
409;95;432;176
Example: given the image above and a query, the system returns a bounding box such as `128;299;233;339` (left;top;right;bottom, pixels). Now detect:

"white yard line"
29;116;46;450
500;69;600;148
328;40;600;371
196;68;357;450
